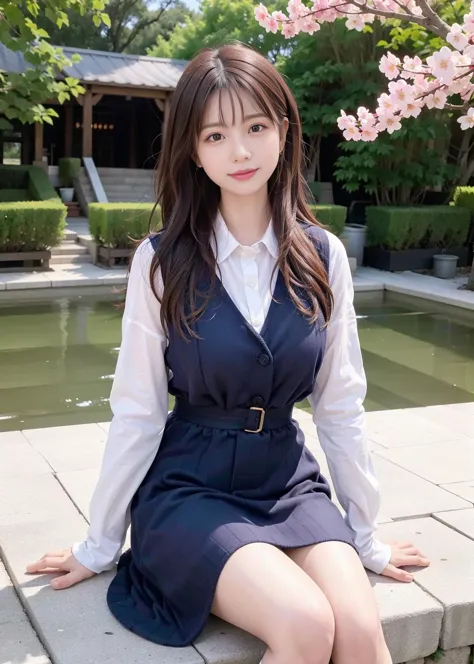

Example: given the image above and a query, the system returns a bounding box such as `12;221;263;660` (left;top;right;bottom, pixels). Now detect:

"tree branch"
118;0;175;52
300;0;449;38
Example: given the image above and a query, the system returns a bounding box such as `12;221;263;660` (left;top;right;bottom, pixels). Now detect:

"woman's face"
195;88;287;198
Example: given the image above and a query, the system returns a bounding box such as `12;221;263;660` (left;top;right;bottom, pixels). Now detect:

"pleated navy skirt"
106;224;356;646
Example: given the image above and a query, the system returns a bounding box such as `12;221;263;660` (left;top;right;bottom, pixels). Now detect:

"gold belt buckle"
244;406;265;433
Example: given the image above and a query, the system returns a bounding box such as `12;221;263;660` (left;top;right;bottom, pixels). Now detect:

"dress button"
258;353;270;366
253;396;265;407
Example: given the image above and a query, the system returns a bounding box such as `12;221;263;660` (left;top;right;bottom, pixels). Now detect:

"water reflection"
0;295;473;432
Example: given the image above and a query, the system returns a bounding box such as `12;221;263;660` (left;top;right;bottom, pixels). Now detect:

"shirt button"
253;396;265;407
246;280;257;289
251;316;263;328
258;353;270;366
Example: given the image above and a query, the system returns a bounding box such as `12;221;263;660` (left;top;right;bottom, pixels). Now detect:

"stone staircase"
97;167;156;204
51;225;92;266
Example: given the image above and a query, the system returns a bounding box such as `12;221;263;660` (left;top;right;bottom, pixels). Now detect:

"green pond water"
0;293;473;433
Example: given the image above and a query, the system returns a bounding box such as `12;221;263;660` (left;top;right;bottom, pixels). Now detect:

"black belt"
173;398;294;434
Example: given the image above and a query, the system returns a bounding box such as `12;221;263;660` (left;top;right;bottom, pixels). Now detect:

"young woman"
27;43;430;664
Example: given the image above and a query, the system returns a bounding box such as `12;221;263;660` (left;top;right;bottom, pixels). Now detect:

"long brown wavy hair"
148;43;333;340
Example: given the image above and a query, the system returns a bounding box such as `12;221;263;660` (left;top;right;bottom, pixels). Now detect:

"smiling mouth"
229;168;259;180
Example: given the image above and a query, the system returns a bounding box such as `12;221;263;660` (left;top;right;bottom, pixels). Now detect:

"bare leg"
286;542;392;664
211;542;336;664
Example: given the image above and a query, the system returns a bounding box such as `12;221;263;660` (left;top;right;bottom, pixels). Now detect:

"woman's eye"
250;124;265;133
207;133;223;142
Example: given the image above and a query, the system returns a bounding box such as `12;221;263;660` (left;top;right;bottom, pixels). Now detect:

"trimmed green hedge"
59;157;81;188
0;189;29;202
366;206;471;250
89;203;162;248
452;187;474;217
0;165;58;201
0;202;67;252
309;204;347;237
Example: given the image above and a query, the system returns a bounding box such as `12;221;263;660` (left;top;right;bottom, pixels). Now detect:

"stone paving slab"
0;560;26;625
377;439;474;485
372;456;471;519
0;517;203;664
378;518;474;650
357;268;473;311
2;405;474;664
368;573;443;663
194;618;265;664
22;424;107;473
0;474;80;527
0;620;52;664
364;409;471;448
439;481;474;504
0;431;52;479
433;508;474;541
404;404;474;440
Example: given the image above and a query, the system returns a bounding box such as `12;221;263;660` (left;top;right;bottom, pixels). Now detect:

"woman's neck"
219;189;271;246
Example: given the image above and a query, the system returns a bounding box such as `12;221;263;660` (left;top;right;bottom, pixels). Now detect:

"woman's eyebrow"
200;113;266;131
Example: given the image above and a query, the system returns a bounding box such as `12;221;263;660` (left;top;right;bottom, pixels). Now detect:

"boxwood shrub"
58;157;81;188
0;202;66;252
309;204;347;237
0;165;58;201
89;203;162;248
452;187;474;217
365;206;471;250
0;189;29;202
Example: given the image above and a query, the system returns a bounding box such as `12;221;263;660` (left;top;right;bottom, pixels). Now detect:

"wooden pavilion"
0;45;187;170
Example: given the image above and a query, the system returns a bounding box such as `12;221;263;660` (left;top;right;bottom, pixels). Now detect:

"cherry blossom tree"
254;0;474;288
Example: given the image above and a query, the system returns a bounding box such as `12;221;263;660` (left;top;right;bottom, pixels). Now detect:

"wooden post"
82;89;93;158
64;105;73;157
34;122;44;162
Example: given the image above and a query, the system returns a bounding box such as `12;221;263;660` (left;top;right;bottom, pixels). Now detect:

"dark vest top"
149;222;329;411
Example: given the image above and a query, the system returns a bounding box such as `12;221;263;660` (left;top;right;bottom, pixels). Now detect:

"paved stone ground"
1;403;474;664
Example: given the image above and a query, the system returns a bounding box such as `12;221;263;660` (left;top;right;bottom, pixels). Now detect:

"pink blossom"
462;11;474;33
400;55;423;79
447;23;469;51
360;126;379;141
254;3;269;23
272;9;287;20
343;125;362;140
282;21;297;36
425;90;448;109
287;0;305;20
263;15;279;32
377;92;396;115
457;107;474;129
337;110;357;130
346;14;366;31
376;114;402;134
426;47;455;85
379;53;401;80
299;15;320;33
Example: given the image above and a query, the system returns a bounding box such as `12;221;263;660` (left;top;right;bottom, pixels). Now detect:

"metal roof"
0;43;187;90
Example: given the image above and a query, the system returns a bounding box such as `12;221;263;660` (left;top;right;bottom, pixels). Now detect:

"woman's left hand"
380;541;431;582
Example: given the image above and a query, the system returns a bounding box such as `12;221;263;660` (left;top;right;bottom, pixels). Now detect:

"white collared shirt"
72;215;392;576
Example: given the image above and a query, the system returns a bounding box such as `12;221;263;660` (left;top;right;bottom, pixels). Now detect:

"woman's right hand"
26;547;96;590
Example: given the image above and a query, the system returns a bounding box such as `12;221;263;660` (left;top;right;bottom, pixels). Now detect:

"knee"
272;599;335;664
333;610;388;664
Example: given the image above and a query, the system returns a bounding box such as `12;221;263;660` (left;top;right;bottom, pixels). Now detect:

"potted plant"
58;158;81;204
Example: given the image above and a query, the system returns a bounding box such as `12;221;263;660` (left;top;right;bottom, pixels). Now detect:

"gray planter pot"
59;187;74;203
433;254;458;279
341;224;367;267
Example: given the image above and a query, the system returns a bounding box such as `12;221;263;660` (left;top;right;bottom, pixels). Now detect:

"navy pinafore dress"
106;223;356;646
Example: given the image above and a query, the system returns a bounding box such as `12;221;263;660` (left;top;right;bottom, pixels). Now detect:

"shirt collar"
211;210;279;264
